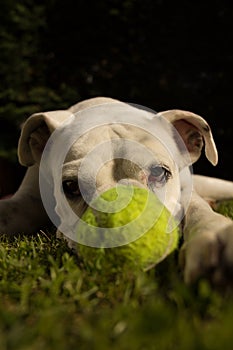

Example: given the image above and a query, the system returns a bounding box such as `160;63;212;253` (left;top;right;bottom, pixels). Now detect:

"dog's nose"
96;179;146;197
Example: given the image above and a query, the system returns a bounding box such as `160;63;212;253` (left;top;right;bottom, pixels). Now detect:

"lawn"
1;201;233;350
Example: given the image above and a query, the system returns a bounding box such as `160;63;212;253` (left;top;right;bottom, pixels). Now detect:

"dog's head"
17;97;218;242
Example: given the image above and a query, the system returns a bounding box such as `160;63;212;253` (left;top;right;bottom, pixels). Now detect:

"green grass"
0;201;233;350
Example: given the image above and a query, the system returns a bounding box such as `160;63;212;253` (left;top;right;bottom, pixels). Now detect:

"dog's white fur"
1;97;233;286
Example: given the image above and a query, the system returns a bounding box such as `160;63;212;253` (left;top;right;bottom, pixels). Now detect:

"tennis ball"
76;185;179;272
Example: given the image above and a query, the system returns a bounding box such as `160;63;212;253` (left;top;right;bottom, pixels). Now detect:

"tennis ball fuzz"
76;185;180;271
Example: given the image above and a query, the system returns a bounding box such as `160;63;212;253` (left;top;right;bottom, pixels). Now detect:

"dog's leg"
180;189;233;286
193;175;233;202
0;165;50;235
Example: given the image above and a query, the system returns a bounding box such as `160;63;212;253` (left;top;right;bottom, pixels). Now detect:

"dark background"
0;0;233;195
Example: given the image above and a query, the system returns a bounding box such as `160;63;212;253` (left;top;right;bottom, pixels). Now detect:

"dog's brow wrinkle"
109;124;128;138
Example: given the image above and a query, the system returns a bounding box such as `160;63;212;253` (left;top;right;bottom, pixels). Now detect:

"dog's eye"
148;165;171;188
62;180;80;197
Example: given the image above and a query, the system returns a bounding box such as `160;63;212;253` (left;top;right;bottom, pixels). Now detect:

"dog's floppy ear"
157;109;218;165
18;110;72;166
18;97;118;167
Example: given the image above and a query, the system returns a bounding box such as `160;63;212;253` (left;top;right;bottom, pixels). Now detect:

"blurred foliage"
0;0;232;179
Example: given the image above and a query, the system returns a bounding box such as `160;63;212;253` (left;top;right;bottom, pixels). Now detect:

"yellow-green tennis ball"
77;185;179;272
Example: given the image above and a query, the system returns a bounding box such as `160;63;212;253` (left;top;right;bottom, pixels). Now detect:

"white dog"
1;97;233;286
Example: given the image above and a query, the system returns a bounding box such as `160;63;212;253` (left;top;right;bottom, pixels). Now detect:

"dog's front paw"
179;223;233;287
